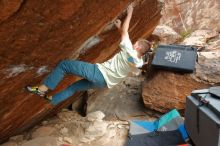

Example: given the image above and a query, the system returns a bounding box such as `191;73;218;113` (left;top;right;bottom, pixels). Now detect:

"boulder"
86;111;105;122
142;30;220;113
182;30;219;47
142;71;208;113
160;0;220;32
192;51;220;83
21;137;59;146
31;126;56;139
206;36;220;52
152;25;181;44
80;111;108;143
182;30;220;83
0;0;162;143
85;75;158;120
0;141;18;146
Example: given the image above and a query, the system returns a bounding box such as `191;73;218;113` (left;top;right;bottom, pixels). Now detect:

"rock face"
160;0;220;32
142;71;208;113
182;30;219;47
1;110;130;146
142;29;220;113
0;0;162;143
182;30;220;84
143;0;220;113
152;25;181;44
80;111;108;143
0;0;24;23
194;51;220;83
86;75;158;120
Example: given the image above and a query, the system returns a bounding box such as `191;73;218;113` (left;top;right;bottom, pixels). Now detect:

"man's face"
133;41;141;52
133;41;150;56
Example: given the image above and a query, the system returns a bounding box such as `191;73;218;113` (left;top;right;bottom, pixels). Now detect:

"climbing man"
26;3;152;105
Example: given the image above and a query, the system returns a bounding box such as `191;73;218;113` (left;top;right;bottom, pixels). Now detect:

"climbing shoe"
26;86;47;97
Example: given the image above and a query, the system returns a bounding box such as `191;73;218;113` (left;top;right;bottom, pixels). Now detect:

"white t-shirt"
97;37;143;88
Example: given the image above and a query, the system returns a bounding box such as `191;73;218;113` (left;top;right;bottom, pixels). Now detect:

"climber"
26;3;152;105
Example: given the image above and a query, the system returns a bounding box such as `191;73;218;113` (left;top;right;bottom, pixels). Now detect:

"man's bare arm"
114;3;134;40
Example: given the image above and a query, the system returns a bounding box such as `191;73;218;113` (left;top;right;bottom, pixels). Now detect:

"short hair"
137;39;152;55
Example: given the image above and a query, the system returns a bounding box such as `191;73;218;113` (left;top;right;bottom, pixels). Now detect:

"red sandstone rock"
0;0;161;143
142;70;208;113
0;0;23;23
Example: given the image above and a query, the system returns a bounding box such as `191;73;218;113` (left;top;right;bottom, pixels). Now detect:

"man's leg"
27;59;106;103
43;60;98;90
51;79;94;105
26;60;95;96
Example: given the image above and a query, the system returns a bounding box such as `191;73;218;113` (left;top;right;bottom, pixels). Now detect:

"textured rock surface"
0;0;161;143
0;141;18;146
152;25;181;44
0;0;23;23
21;137;59;146
142;30;220;113
2;110;131;146
160;0;220;32
182;30;219;46
31;126;56;139
142;71;208;113
143;2;220;113
86;75;160;120
193;51;220;83
183;30;220;84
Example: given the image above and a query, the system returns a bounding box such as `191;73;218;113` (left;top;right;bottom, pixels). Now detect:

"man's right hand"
127;3;134;15
114;19;122;30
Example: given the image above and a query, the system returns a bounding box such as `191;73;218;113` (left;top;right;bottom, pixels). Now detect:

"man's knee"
57;60;80;72
59;60;68;64
58;60;72;67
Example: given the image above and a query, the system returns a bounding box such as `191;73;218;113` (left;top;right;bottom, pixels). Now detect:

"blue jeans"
43;60;106;105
